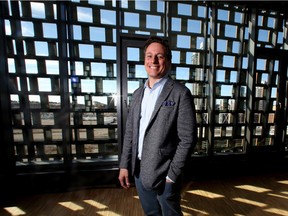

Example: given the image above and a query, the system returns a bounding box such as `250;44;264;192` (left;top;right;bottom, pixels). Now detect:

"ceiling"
241;1;288;15
205;1;288;15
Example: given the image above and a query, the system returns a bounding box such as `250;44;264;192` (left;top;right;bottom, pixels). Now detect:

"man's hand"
118;168;131;189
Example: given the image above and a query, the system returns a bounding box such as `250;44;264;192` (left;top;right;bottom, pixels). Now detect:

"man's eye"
145;54;165;59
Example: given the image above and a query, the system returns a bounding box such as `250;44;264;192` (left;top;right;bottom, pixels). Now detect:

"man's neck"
148;74;168;89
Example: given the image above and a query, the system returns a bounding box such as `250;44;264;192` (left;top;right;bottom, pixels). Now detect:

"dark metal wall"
0;1;288;192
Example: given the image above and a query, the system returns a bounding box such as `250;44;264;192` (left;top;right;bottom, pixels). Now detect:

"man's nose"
152;56;159;63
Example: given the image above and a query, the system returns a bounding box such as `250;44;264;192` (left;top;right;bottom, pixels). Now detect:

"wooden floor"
1;171;288;216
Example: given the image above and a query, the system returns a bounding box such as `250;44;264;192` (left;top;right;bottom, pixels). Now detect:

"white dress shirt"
138;76;168;160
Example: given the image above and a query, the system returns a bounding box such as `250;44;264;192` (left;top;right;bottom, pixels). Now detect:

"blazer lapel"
134;87;145;122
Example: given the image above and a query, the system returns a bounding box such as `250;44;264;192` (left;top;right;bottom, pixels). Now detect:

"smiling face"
144;42;171;86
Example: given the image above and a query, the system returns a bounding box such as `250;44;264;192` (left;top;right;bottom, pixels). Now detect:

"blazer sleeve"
167;87;197;182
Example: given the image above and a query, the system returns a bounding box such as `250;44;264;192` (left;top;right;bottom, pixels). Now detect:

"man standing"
118;36;197;216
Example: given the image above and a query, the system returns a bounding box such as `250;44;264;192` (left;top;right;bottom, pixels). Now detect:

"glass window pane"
38;78;51;92
103;80;116;93
124;12;139;27
35;41;49;56
91;63;106;76
147;15;161;30
77;7;92;23
79;44;94;59
31;2;45;19
102;46;116;60
43;23;57;39
21;21;34;37
81;79;95;93
101;9;116;25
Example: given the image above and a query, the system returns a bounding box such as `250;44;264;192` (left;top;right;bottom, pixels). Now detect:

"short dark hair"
143;36;172;61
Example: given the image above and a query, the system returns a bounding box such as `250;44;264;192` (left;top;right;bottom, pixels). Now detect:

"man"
118;36;197;216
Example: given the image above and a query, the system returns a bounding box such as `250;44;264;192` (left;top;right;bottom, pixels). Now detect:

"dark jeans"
134;174;183;216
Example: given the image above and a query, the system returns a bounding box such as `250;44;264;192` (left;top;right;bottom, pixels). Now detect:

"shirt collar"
144;74;168;90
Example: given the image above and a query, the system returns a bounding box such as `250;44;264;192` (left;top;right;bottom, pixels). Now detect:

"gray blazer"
119;77;197;190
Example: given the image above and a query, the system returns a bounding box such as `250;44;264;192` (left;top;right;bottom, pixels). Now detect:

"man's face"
144;42;171;80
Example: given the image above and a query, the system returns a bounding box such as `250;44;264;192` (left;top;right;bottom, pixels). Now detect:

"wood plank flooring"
1;171;288;216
